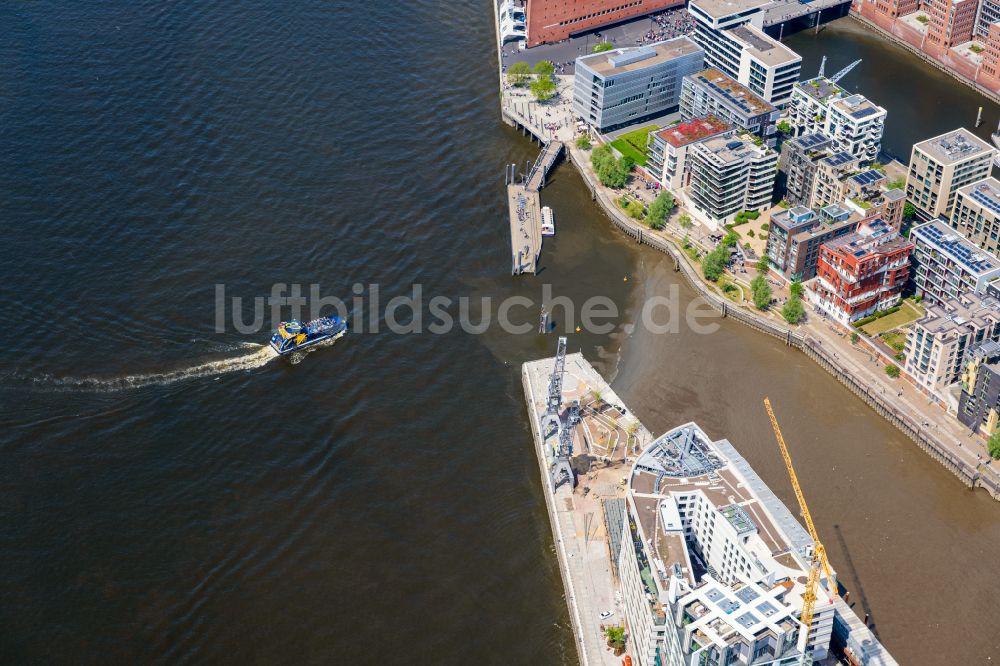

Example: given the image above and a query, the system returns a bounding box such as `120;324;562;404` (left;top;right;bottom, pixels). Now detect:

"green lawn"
860;300;923;336
880;330;907;352
609;124;658;167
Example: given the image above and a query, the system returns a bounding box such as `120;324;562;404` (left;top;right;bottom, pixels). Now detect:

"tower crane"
763;398;836;651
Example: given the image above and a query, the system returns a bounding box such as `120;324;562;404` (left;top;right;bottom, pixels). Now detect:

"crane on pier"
763;397;836;651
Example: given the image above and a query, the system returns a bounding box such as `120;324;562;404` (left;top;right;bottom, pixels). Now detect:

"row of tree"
506;61;556;101
591;145;633;188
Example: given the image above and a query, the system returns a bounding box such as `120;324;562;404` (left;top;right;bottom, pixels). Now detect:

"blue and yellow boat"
269;315;348;355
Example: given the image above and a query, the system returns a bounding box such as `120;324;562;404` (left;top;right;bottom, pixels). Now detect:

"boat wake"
33;344;280;392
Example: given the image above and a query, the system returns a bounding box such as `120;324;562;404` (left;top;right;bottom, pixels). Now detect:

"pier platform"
509;184;541;275
523;352;652;666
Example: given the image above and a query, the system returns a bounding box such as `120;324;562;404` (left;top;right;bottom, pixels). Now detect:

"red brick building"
980;23;1000;90
925;0;978;52
808;217;914;324
525;0;683;47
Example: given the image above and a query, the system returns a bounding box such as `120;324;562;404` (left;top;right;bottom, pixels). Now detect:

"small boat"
269;315;347;355
541;205;555;236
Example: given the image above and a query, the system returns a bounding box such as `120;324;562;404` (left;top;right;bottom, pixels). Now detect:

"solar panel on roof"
824;151;853;167
850;169;882;186
851;106;879;120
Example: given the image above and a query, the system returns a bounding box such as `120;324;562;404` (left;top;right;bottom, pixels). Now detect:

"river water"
0;3;996;664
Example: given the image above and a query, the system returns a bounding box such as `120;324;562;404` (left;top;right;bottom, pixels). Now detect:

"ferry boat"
269;315;347;355
541;205;555;236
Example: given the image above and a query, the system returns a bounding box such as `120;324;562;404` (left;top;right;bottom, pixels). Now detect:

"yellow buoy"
623;276;628;282
575;326;581;333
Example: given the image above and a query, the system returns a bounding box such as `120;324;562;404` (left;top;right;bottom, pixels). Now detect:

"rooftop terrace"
579;36;702;77
688;68;775;116
914;128;993;165
959;177;1000;216
830;93;885;122
911;219;1000;275
654;115;732;148
796;76;844;103
726;24;800;66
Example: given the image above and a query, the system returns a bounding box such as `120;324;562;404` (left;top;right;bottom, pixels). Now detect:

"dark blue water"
1;2;644;662
4;3;1000;664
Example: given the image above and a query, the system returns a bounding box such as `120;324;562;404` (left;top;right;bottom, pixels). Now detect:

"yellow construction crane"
763;397;836;647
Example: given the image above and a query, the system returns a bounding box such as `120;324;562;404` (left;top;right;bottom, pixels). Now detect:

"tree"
722;231;740;248
751;274;772;310
626;200;645;219
702;247;728;281
647;191;675;229
885;364;900;378
790;281;803;299
756;256;770;274
781;297;805;324
506;61;531;87
530;76;556;101
850;331;860;344
606;626;626;656
679;213;693;229
592;41;614;53
576;134;591;150
592;145;632;188
988;431;1000;460
776;120;792;135
903;201;917;220
533;60;555;78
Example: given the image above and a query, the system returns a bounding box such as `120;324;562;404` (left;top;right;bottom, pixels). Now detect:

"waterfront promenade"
522;353;654;666
495;60;1000;498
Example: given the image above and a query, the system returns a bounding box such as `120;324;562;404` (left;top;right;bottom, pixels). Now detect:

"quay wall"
564;148;1000;502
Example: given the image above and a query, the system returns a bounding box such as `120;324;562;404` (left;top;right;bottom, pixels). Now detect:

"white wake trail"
37;344;280;392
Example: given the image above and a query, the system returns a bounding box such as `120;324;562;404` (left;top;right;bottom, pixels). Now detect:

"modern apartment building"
779;132;834;206
523;0;683;47
904;292;1000;401
765;204;858;281
909;219;1000;305
618;423;836;666
686;133;778;226
573;38;705;133
957;340;1000;433
843;174;907;231
809;150;861;208
679;68;778;142
787;77;846;136
950;177;1000;256
809;218;914;323
786;78;886;164
688;0;802;106
906;128;995;221
647;115;733;190
823;166;908;230
825;93;887;164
